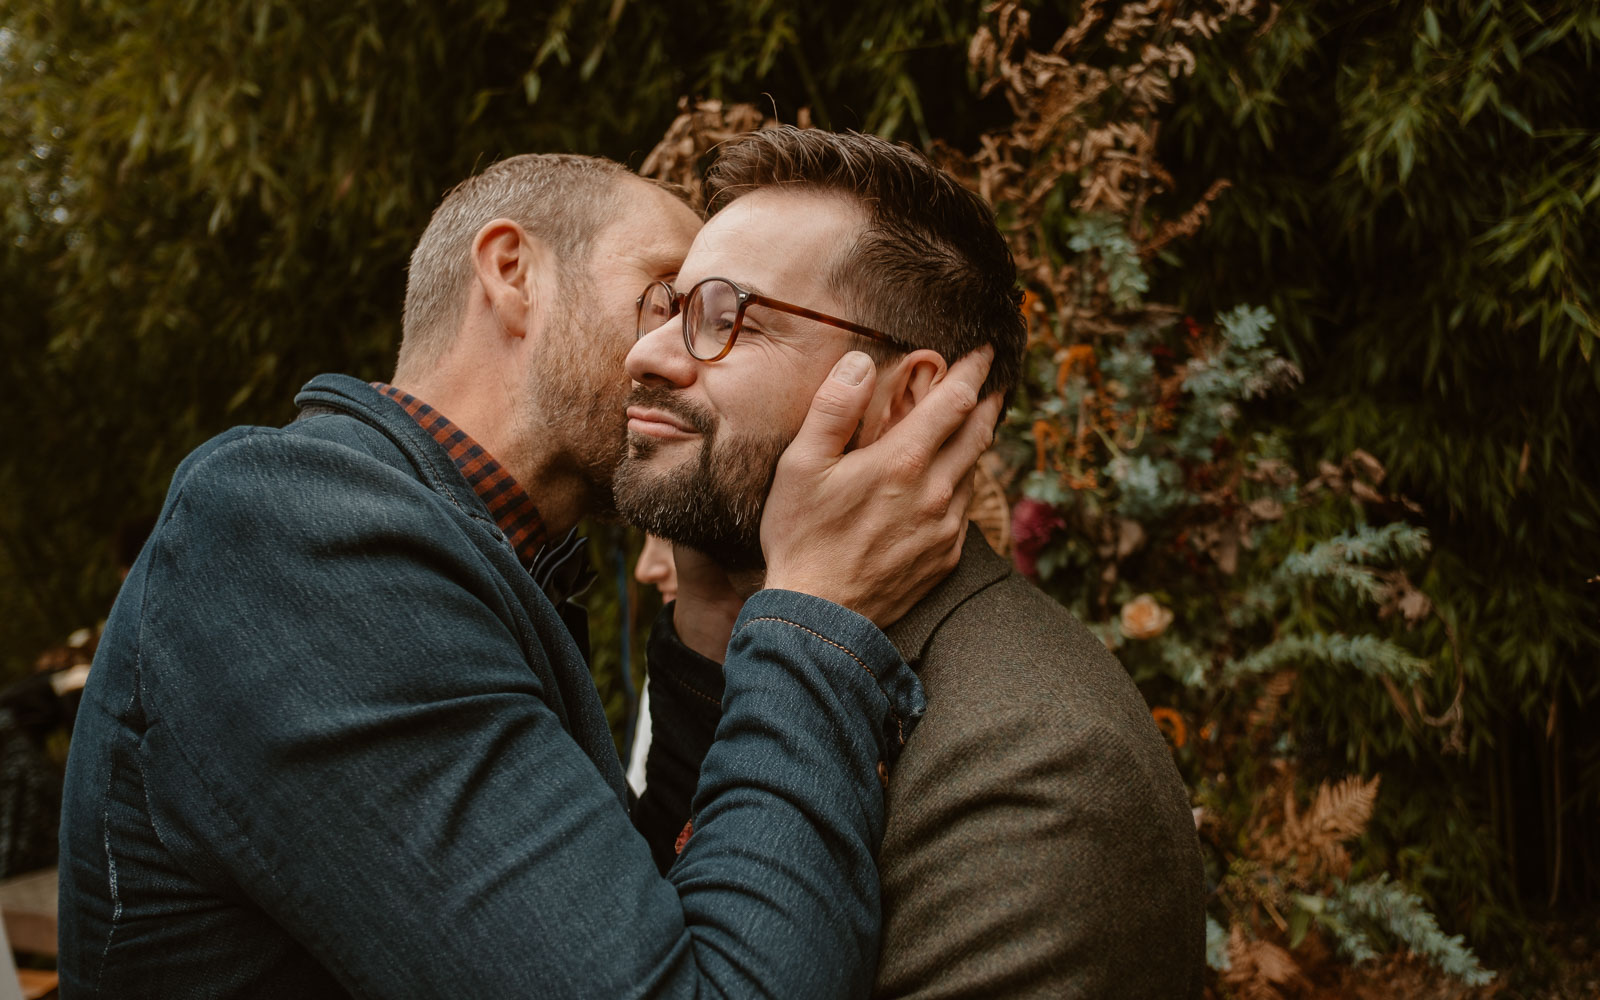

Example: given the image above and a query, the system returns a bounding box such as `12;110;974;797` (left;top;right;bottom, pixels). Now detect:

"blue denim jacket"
58;374;926;998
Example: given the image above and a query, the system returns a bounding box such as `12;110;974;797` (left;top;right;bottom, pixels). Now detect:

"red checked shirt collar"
371;383;548;566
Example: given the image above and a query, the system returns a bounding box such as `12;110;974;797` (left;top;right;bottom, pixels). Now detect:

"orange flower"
1120;594;1174;640
1151;707;1187;748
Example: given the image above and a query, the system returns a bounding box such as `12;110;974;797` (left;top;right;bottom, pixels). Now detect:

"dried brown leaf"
1225;925;1305;1000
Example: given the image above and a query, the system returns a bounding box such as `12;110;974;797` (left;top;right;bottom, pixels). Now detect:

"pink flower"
1011;498;1065;577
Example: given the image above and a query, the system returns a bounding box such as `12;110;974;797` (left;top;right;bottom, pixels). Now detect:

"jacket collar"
293;374;500;534
884;522;1014;666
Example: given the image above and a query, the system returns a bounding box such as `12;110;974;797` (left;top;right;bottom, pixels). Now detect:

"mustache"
626;384;716;437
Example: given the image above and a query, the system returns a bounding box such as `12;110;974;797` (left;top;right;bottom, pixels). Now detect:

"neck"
392;369;593;539
727;566;765;598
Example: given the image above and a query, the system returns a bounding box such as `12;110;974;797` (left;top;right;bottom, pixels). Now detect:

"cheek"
597;310;636;370
706;354;836;443
586;319;637;397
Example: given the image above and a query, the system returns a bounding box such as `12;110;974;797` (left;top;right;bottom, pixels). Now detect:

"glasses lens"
686;279;740;360
636;283;676;340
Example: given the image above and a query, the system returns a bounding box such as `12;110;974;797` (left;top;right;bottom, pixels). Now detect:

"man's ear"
860;349;949;445
470;218;554;342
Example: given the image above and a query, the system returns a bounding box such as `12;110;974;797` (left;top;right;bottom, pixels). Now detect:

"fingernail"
832;351;872;386
982;344;995;359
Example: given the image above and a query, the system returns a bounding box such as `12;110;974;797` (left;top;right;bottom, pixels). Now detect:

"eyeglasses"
634;276;904;362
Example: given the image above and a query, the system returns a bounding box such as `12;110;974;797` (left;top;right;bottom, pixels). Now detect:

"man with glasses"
619;128;1206;998
58;152;1000;997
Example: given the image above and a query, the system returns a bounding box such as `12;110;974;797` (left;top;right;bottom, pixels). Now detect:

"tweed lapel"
884;523;1014;667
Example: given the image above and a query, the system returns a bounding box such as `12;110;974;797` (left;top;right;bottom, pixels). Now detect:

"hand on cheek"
762;346;1000;627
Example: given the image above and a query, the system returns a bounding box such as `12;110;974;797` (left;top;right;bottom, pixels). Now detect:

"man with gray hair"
57;152;1001;998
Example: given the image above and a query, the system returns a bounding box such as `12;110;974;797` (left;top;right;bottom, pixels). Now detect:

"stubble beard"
530;290;629;518
612;383;788;573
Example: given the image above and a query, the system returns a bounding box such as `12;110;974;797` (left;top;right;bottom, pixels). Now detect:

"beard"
612;383;789;573
529;286;631;517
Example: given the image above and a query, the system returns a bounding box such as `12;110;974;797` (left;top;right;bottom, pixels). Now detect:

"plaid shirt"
372;383;547;566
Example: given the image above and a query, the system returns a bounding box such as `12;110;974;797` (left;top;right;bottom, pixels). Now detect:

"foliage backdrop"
4;0;1597;988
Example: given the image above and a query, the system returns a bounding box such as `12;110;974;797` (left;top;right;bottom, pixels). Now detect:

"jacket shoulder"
916;573;1146;733
875;571;1205;1000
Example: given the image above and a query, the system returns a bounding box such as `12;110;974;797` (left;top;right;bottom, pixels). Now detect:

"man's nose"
625;314;698;388
635;558;665;585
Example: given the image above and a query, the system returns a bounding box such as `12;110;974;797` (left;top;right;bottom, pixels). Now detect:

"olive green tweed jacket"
873;525;1205;999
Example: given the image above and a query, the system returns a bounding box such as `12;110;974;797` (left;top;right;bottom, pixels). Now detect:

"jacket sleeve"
630;603;725;873
134;429;920;1000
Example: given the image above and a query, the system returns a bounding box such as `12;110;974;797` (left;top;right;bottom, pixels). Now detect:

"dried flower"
1120;593;1173;639
1151;706;1188;747
1011;498;1065;577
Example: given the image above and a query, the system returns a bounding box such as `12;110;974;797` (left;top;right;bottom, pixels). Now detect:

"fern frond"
1247;670;1297;733
1223;925;1301;1000
1261;775;1379;878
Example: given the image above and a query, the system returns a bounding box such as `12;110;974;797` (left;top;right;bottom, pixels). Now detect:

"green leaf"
1498;103;1533;135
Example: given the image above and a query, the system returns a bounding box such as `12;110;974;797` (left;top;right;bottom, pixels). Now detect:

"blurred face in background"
634;535;678;605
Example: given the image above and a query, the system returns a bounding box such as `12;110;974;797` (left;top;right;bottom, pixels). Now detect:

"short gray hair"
397;153;630;376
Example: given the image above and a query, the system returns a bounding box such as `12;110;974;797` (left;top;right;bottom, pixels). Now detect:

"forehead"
592;178;702;274
680;188;865;296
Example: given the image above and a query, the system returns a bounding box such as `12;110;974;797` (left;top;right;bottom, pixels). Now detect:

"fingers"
878;345;992;459
784;351;878;468
928;391;1003;486
948;468;977;522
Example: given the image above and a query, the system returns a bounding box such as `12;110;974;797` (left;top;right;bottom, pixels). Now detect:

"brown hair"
705;127;1025;401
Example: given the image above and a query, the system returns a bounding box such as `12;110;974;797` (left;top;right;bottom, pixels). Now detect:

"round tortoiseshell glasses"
635;276;906;362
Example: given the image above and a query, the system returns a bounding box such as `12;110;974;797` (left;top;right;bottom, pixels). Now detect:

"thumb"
786;351;877;468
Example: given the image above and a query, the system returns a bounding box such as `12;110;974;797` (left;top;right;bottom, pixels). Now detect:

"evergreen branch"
1278;523;1431;605
1328;876;1496;987
1205;915;1232;972
1225;634;1429;684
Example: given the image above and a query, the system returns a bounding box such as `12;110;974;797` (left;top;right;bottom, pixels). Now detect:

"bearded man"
57;153;1002;998
618;129;1206;999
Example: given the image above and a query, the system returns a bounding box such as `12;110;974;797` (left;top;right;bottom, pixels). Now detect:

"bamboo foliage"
1165;0;1600;926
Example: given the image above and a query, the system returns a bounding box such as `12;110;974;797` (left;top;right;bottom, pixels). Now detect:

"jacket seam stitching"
743;616;875;678
742;615;906;747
